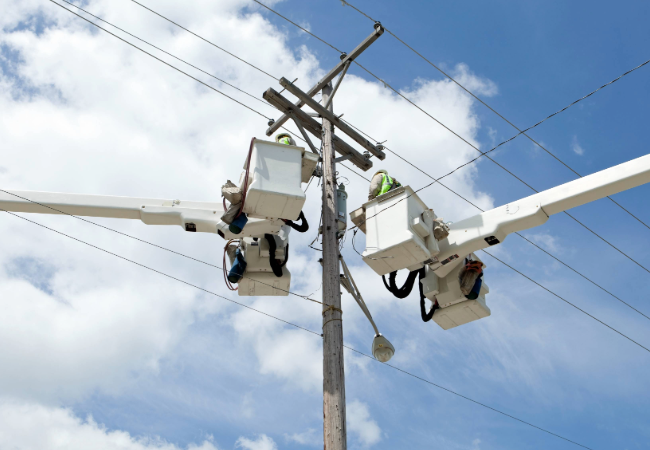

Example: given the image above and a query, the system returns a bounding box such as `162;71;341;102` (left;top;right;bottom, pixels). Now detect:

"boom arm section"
434;153;650;275
0;189;284;238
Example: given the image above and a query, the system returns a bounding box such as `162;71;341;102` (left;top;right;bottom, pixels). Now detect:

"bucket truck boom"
433;153;650;277
352;153;650;329
0;139;319;297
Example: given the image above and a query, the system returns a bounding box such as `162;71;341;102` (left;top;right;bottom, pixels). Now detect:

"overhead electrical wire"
23;2;640;445
48;0;650;345
341;121;650;321
129;0;280;81
1;208;322;335
339;163;650;340
0;207;594;450
0;189;324;305
48;0;269;119
59;0;274;108
249;0;650;276
48;0;316;154
121;0;650;279
484;248;650;354
340;0;650;232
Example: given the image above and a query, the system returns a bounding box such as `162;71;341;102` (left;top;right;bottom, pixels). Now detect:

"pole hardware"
265;25;384;137
279;77;298;95
324;60;350;110
259;24;386;450
277;78;386;160
289;112;319;155
263;87;373;170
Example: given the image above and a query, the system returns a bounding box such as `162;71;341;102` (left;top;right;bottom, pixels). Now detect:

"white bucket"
242;139;306;221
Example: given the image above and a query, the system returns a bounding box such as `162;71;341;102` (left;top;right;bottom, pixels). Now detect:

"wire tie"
322;305;343;316
323;318;342;329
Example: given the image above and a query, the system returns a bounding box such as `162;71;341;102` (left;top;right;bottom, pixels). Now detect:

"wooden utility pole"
321;83;346;449
262;24;385;450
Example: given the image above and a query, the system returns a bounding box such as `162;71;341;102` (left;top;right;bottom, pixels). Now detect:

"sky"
0;0;649;449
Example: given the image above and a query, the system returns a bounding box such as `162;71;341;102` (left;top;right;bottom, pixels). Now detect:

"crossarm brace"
340;256;380;335
289;112;319;155
324;61;350;110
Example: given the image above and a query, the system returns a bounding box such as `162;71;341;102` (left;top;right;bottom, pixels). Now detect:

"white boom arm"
433;153;650;276
0;190;284;239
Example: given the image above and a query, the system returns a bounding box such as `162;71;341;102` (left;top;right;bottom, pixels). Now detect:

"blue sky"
0;1;649;449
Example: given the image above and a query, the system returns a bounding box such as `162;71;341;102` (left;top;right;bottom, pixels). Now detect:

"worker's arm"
368;173;382;200
433;153;650;274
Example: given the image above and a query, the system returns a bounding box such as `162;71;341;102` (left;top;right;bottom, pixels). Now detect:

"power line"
126;0;649;277
48;0;307;158
48;0;271;120
59;0;274;108
340;159;650;341
129;0;279;80
1;208;321;335
50;0;650;356
340;123;650;321
481;250;650;354
14;5;636;445
343;345;595;450
0;189;323;305
0;208;595;450
249;0;650;276
339;0;650;232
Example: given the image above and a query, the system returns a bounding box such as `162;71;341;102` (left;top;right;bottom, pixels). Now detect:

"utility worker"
275;132;296;146
368;169;401;200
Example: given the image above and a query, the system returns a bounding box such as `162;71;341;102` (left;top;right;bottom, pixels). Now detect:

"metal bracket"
334;154;353;163
324;61;350;110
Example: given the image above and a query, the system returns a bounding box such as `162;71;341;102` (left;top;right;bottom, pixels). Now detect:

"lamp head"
372;334;395;363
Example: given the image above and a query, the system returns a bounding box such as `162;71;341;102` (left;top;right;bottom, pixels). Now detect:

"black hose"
280;243;289;267
264;234;284;277
418;268;438;322
283;211;309;233
382;269;419;299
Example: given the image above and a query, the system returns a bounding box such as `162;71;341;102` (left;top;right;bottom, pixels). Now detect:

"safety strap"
283;211;309;233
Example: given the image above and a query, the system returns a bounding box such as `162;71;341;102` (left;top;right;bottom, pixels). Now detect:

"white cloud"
0;0;550;446
285;428;320;446
451;63;498;97
347;400;381;447
572;135;585;155
236;434;277;450
0;401;218;450
526;232;560;253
